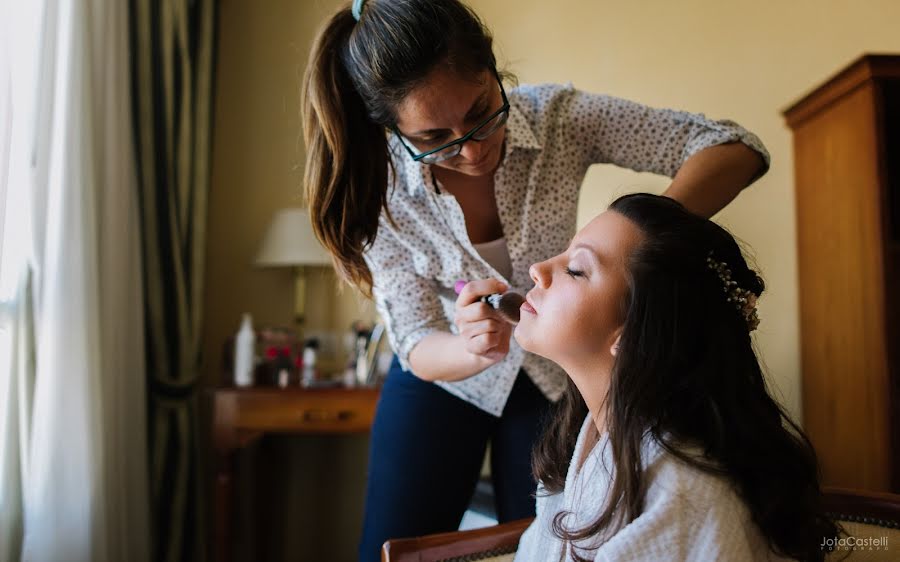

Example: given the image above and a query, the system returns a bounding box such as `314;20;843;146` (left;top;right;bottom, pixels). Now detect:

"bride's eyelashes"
564;266;585;278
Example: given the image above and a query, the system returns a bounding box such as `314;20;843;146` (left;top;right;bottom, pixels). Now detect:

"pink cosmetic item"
453;280;525;324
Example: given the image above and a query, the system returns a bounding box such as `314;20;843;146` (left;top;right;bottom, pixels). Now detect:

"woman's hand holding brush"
407;279;523;382
454;279;516;365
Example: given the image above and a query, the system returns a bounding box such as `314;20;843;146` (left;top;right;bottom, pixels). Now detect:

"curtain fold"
0;0;151;561
130;1;217;560
0;268;34;562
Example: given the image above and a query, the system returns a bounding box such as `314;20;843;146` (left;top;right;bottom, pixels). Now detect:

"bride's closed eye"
565;266;585;278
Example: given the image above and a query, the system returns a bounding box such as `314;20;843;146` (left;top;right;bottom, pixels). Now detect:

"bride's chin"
513;324;534;352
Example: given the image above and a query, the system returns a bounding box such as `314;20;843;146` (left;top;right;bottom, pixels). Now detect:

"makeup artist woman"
300;1;769;559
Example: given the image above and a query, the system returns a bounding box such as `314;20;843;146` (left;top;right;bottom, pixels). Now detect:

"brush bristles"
494;292;524;324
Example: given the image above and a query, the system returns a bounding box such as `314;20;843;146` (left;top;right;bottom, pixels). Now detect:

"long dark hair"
301;0;498;294
532;193;842;561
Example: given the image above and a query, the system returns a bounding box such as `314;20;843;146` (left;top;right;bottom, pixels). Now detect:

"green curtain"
130;1;217;560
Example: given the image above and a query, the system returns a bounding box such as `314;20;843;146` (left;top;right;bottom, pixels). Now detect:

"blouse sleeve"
363;219;452;372
563;87;770;180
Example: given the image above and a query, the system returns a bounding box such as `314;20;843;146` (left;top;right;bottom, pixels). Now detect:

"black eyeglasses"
393;70;509;165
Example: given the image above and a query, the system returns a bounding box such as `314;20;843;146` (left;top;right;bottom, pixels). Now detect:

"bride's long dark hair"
532;193;842;561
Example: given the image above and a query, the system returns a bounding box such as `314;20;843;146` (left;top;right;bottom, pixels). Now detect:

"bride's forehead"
574;212;643;259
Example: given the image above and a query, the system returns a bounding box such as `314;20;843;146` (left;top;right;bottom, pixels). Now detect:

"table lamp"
254;208;331;324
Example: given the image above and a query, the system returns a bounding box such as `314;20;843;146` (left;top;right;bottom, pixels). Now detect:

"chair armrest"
381;517;534;562
822;486;900;526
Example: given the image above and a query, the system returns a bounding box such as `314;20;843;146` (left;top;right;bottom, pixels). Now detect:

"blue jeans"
358;356;554;562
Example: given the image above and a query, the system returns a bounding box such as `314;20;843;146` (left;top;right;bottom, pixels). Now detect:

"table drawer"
215;388;379;434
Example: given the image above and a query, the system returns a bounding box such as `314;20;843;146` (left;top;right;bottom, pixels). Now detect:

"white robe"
514;415;796;561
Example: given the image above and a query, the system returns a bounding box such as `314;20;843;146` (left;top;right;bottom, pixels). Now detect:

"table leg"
214;450;235;562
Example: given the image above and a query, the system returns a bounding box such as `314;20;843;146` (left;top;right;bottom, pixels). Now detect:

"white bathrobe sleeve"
585;480;789;561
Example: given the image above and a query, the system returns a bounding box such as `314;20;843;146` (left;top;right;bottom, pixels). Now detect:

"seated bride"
513;193;840;562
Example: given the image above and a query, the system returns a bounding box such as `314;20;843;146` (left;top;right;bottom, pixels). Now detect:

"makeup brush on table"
453;280;525;324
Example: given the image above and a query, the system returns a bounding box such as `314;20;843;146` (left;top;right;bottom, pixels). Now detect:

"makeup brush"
453;280;525;325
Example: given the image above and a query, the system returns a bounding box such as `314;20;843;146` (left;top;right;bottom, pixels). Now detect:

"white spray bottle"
234;313;255;387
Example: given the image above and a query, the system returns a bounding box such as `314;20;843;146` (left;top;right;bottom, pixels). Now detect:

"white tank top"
472;237;513;281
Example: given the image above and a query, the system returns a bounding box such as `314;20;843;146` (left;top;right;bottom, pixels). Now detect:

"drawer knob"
301;409;354;423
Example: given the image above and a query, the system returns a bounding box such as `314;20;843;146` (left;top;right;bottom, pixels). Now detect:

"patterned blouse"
363;83;770;417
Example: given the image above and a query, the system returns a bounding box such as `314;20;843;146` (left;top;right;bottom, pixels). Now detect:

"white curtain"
0;0;150;560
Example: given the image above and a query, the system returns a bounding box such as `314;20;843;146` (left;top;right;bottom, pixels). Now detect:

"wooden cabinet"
211;387;380;562
783;54;900;493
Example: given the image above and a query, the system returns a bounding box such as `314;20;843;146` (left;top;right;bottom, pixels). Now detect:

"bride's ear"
610;330;622;357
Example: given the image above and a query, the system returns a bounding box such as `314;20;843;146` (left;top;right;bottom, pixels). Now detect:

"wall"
205;0;375;385
204;1;900;559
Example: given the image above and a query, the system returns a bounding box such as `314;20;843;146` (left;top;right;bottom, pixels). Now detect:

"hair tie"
352;0;366;21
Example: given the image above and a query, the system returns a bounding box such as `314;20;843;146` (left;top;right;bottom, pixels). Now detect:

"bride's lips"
521;295;538;316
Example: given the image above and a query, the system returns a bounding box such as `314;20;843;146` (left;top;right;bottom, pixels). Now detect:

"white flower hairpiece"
706;252;760;332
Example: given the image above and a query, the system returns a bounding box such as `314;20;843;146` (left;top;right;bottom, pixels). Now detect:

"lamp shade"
254;208;331;267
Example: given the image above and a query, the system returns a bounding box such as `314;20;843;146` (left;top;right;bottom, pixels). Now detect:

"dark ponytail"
301;7;387;294
301;0;498;295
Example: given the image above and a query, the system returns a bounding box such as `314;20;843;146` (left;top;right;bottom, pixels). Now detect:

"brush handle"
450;280;521;324
482;293;504;308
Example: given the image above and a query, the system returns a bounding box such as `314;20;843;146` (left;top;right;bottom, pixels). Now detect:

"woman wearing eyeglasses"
301;1;769;560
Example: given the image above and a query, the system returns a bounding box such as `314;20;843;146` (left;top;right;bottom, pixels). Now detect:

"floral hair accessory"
706;252;760;331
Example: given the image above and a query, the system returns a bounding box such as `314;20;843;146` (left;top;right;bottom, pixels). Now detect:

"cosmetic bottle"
301;339;319;387
354;329;371;386
234;313;255;387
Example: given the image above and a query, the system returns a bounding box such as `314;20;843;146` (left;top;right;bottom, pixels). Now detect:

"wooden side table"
211;386;380;562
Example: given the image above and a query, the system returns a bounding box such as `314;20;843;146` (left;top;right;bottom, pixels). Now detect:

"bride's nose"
529;261;551;288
